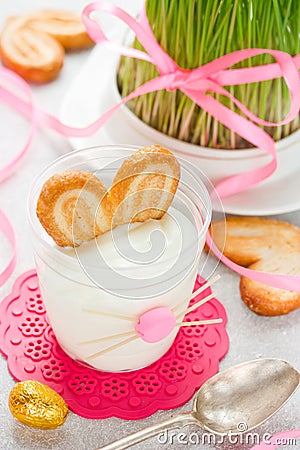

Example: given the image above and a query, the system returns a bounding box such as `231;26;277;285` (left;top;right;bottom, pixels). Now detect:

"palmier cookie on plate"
37;170;111;247
109;145;180;226
210;216;300;316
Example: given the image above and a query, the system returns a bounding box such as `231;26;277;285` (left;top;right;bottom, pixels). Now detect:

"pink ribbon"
0;1;300;291
0;68;34;286
250;430;300;449
0;209;16;287
0;67;37;183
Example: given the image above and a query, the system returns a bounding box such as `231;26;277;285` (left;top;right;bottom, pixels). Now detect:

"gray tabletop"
0;1;299;449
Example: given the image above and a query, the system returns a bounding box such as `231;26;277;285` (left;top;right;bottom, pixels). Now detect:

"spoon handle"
97;412;196;450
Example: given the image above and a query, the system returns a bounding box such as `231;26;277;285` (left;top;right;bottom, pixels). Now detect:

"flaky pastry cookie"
210;216;300;316
36;147;181;247
110;145;180;226
0;16;64;83
25;10;94;50
0;10;93;83
37;170;111;247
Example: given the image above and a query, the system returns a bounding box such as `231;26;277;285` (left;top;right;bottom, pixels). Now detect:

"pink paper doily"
0;270;229;420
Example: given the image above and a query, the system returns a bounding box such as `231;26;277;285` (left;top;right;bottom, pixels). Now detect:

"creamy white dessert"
29;146;212;372
35;207;204;372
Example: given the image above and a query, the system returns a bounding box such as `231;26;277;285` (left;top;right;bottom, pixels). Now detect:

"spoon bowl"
98;358;300;450
193;358;300;434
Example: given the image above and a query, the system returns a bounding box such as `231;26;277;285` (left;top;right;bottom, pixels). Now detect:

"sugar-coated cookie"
37;170;111;247
110;145;180;226
0;10;93;83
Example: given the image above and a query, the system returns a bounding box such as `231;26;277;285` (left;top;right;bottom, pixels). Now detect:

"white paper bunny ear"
79;275;222;363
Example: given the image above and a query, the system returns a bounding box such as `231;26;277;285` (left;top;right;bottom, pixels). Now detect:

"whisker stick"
172;275;220;313
85;335;139;361
177;318;223;327
78;330;137;346
83;309;134;322
175;292;216;319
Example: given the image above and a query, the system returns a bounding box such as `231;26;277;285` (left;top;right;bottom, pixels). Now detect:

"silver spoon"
97;358;299;450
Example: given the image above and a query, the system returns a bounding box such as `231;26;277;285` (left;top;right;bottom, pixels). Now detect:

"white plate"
61;12;300;216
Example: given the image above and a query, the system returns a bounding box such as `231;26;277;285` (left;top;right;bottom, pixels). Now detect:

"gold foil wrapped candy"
9;380;68;429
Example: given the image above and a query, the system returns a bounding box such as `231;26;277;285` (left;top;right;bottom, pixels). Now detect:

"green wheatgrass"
117;0;300;149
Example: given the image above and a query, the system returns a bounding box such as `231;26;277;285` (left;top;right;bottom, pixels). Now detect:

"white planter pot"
61;44;300;215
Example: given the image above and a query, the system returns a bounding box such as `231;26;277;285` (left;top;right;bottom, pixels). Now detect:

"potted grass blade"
116;0;300;194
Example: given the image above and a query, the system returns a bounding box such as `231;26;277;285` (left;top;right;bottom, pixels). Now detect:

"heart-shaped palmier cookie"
36;170;111;247
36;147;181;247
109;145;180;226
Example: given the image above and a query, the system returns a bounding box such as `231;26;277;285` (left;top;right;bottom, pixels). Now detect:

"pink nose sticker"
135;307;176;343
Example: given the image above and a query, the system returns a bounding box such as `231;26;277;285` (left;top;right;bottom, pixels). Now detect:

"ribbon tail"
214;53;300;86
196;81;300;127
0;209;16;287
82;1;176;72
206;232;300;292
39;75;173;137
0;68;172;139
181;88;300;292
0;71;37;183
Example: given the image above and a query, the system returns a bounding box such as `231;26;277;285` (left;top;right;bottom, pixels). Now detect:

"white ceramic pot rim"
113;69;300;161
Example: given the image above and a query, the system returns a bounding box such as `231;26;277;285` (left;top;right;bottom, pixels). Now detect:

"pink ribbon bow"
0;1;300;291
82;1;300;198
